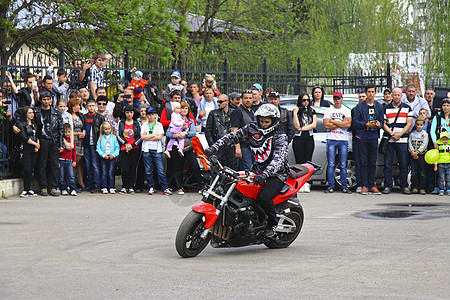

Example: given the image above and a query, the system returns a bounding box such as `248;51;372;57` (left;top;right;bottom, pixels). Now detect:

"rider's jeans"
326;139;348;189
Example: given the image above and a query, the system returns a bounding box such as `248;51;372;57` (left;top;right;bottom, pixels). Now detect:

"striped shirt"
88;64;104;92
384;103;413;143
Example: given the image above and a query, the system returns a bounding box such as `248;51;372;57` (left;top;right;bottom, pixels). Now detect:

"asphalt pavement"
0;189;449;299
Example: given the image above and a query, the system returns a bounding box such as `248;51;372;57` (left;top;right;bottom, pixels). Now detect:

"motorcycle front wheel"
264;205;304;249
175;211;211;258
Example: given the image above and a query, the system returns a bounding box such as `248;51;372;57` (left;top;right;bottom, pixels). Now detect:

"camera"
123;94;132;99
4;100;11;105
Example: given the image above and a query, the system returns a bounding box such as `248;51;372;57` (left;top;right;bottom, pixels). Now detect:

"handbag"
11;144;24;163
378;104;402;154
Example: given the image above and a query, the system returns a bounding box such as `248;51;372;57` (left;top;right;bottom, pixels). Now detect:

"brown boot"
419;189;426;195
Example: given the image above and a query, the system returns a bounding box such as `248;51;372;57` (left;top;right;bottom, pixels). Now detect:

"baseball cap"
134;71;143;79
440;131;449;139
268;91;280;98
170;71;181;78
333;91;343;99
252;83;263;90
147;107;157;114
229;92;241;99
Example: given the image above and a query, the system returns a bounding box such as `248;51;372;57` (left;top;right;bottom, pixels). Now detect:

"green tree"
0;0;186;66
181;0;415;74
420;0;449;82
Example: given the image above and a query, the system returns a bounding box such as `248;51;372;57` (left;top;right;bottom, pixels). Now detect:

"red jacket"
127;78;148;99
59;137;77;162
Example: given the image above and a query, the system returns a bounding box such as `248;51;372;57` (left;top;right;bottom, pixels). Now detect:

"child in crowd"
164;102;186;158
408;116;428;195
56;98;74;150
127;67;147;100
419;108;430;130
83;98;105;193
96;122;120;194
200;74;220;97
59;123;77;196
436;131;450;196
141;107;171;195
163;70;185;103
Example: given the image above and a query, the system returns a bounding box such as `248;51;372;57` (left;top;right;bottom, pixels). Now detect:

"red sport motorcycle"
175;156;320;258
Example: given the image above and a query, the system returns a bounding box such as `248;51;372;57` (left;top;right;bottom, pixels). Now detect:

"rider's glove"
253;174;267;186
204;147;216;158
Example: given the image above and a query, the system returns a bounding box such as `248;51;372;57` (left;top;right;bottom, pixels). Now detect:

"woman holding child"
165;102;203;195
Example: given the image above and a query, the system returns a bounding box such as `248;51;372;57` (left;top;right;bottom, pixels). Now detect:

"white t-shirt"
141;121;164;153
323;105;351;141
199;101;216;128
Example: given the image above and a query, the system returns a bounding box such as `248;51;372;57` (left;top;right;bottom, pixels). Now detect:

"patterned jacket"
211;122;290;181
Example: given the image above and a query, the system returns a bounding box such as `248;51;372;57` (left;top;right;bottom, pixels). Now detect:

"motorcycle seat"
280;183;290;194
289;164;309;179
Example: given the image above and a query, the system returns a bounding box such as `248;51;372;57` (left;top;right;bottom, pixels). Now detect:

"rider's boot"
263;225;276;238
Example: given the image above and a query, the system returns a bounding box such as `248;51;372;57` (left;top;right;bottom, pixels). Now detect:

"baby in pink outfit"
165;102;186;158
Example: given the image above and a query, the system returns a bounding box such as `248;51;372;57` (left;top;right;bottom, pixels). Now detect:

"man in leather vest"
267;91;295;142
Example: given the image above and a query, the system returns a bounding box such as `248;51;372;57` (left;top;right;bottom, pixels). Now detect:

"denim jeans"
239;146;255;171
410;155;426;189
59;159;76;191
437;163;450;191
84;144;100;188
359;138;378;188
100;158;116;189
326;140;348;189
142;150;168;190
383;142;408;189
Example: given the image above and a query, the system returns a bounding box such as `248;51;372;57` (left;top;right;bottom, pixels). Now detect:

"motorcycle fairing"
192;202;219;229
235;163;315;205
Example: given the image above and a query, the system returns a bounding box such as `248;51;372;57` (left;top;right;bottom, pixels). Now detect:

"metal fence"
0;51;394;179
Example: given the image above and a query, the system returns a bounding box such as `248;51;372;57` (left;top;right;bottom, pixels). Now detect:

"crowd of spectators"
1;54;450;198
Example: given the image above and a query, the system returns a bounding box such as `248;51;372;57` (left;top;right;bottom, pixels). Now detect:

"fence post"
124;49;130;71
223;56;229;95
58;44;65;69
263;57;268;92
387;61;392;89
297;58;302;94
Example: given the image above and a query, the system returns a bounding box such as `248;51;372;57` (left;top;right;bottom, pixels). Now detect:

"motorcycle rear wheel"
264;206;304;249
175;211;211;258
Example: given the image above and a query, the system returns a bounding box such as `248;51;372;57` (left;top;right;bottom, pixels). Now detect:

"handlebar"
205;154;256;183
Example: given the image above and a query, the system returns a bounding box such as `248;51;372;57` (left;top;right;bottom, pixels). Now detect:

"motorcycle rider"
205;104;290;238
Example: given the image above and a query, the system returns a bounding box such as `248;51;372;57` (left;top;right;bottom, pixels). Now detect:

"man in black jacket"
83;98;105;193
267;91;295;142
143;73;163;113
205;94;236;169
35;91;64;196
